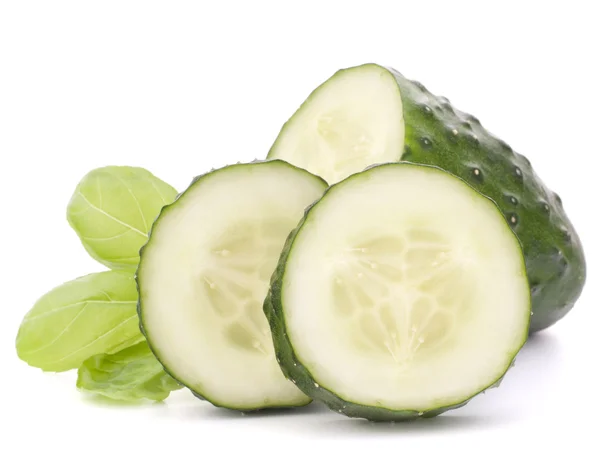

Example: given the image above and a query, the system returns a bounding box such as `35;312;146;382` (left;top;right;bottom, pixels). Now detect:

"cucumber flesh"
268;63;586;333
137;161;327;410
269;67;405;183
265;163;530;420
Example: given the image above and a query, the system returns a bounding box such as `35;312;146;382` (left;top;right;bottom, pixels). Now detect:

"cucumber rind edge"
136;159;326;411
264;161;531;421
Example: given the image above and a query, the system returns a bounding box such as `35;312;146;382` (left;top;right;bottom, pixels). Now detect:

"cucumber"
137;160;327;410
268;63;585;332
264;163;531;421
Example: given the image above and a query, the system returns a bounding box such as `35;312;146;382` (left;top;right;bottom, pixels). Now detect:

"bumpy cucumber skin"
137;160;324;412
381;67;584;332
269;64;585;332
264;162;528;421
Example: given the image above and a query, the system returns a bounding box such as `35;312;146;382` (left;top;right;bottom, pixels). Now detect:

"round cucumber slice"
268;63;585;333
265;163;530;421
137;161;327;410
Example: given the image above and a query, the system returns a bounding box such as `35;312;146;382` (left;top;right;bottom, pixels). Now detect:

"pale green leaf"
77;341;181;402
16;271;144;372
67;166;178;272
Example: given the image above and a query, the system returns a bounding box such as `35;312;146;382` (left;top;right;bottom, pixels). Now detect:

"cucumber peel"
268;63;585;332
137;160;327;411
265;163;530;421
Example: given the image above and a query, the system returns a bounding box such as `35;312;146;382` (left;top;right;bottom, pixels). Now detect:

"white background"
1;1;598;449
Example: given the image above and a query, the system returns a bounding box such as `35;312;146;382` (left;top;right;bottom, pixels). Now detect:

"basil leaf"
67;166;177;272
77;341;181;402
16;271;143;372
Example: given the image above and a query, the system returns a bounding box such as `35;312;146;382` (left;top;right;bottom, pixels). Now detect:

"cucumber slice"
268;63;585;333
265;163;530;421
137;161;327;410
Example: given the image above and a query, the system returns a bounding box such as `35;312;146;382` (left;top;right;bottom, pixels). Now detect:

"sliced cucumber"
268;63;585;333
265;163;530;421
269;67;405;184
137;161;327;410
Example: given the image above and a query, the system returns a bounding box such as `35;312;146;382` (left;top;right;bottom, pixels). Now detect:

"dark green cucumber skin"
264;163;527;421
136;160;322;412
387;67;585;332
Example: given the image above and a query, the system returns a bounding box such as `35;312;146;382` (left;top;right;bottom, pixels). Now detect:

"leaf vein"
76;191;147;238
20;304;88;355
109;172;149;234
148;177;169;205
79;230;133;242
50;315;139;365
23;299;137;322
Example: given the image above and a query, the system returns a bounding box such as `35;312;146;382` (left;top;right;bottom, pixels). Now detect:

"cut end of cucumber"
332;228;475;368
268;64;405;184
138;161;327;410
270;163;530;417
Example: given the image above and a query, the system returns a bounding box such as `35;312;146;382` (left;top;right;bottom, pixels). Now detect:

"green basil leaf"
67;166;178;272
77;341;181;402
16;271;143;372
